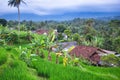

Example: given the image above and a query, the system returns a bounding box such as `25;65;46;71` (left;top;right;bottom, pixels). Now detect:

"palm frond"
21;0;26;5
8;0;26;7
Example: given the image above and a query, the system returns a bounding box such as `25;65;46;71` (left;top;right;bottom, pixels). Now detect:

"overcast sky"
0;0;120;16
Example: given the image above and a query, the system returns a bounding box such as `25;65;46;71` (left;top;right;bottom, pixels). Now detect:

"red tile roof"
69;46;98;58
69;45;100;64
36;29;48;34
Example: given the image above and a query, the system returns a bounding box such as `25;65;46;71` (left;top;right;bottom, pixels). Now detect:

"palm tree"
8;0;26;31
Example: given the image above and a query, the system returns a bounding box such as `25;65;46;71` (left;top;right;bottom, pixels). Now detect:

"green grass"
31;57;120;80
0;45;120;80
0;50;7;65
83;65;120;79
0;47;45;80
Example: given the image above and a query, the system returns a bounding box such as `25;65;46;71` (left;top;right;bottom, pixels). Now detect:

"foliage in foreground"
31;57;120;80
0;47;43;80
0;43;120;80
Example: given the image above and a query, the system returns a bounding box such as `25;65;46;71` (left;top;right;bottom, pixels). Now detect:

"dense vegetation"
0;17;120;80
1;17;120;52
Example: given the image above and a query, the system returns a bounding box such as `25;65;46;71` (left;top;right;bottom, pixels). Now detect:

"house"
69;45;119;65
69;46;100;64
36;29;58;35
36;29;49;35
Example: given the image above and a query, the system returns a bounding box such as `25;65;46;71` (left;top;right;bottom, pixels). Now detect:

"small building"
36;29;58;35
69;45;118;65
36;29;49;35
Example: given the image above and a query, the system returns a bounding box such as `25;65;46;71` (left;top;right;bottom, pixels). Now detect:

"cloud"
0;0;120;15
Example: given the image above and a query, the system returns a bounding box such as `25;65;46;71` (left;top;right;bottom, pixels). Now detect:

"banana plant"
45;29;56;61
31;34;47;56
92;36;104;47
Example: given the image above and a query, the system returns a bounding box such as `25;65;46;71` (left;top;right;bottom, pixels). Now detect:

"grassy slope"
0;47;45;80
0;46;120;80
31;58;120;80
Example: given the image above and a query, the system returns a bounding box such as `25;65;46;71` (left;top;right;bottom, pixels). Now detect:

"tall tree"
86;19;94;27
0;19;7;26
8;0;26;31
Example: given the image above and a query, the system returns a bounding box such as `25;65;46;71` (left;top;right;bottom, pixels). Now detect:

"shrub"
72;33;80;41
101;54;120;67
5;32;18;45
0;39;5;45
57;33;64;40
113;37;120;53
19;31;33;43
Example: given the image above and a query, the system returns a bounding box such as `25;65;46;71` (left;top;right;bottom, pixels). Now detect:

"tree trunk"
56;55;59;64
17;6;20;43
18;6;20;32
48;52;51;61
48;48;52;61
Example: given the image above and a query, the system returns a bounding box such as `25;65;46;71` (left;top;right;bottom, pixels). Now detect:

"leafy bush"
72;33;80;41
5;32;18;45
0;26;35;44
57;33;64;41
113;37;120;53
0;39;5;45
19;31;33;44
101;54;120;67
0;26;10;40
0;19;7;26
